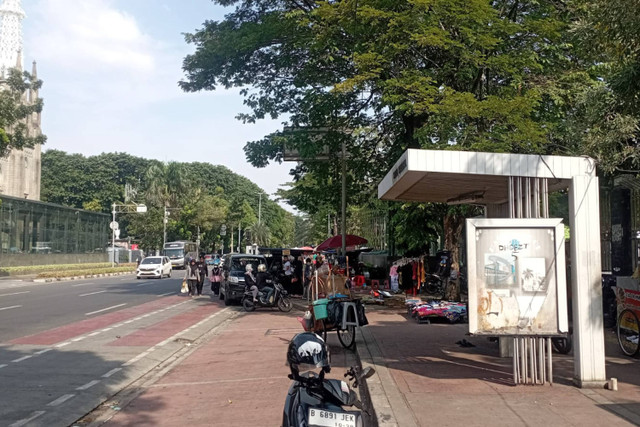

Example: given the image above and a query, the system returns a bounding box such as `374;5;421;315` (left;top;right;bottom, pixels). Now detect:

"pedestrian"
303;257;314;299
210;262;223;296
283;255;293;294
185;258;199;297
196;255;207;296
136;256;141;267
294;256;304;295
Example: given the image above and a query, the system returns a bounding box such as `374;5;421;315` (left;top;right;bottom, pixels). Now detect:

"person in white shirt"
283;255;294;293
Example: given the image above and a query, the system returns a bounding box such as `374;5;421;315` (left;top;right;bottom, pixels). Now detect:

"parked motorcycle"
242;281;293;312
282;332;374;427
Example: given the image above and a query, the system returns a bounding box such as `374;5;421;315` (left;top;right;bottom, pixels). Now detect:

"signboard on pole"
466;218;568;336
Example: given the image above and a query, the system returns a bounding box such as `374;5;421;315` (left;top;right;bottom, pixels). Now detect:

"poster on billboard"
466;218;568;336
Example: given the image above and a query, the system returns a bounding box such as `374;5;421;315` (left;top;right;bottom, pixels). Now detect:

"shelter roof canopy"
378;149;596;204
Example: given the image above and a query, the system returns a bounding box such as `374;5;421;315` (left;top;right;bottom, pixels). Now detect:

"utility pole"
163;205;168;247
230;225;234;254
341;138;347;255
258;193;262;224
112;203;116;268
238;223;241;253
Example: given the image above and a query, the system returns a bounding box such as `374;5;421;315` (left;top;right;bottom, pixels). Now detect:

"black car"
220;254;267;306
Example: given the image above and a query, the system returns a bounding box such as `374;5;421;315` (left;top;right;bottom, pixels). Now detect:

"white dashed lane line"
76;380;100;391
85;303;127;316
9;410;45;427
78;290;107;297
0;305;21;311
102;368;122;378
71;282;95;287
0;291;30;297
47;394;75;407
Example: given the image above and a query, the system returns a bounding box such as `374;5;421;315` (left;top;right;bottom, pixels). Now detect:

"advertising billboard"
466;218;568;336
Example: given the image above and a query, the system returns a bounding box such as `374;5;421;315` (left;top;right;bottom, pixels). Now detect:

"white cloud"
30;0;155;73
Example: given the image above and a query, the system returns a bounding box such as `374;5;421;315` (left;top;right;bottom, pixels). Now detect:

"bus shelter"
378;149;605;388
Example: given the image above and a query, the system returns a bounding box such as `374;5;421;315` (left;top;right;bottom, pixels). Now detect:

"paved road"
0;274;234;427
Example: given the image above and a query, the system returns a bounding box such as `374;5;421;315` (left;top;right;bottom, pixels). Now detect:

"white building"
0;0;42;200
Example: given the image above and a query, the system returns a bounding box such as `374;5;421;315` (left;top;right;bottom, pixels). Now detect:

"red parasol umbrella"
315;235;368;252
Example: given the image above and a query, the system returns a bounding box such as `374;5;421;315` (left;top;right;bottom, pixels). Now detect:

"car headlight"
229;276;239;283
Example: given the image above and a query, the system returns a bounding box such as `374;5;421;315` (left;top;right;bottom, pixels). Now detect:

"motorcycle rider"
256;263;274;304
245;263;258;302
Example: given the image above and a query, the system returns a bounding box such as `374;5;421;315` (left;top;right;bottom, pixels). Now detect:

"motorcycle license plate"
308;408;357;427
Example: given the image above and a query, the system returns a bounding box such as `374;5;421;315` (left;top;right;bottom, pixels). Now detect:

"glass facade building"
0;194;109;260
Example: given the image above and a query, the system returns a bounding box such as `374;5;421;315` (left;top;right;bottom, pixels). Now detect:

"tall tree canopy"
41;150;295;251
181;0;574;211
0;69;46;156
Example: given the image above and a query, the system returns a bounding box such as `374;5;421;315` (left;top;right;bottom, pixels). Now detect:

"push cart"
307;270;366;349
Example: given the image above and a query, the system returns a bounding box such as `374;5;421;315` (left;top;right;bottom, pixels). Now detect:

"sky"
21;0;296;212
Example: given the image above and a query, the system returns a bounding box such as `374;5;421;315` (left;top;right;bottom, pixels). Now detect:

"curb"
357;316;418;427
32;271;136;283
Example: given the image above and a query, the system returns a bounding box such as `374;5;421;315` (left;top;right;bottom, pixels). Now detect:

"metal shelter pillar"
569;175;607;387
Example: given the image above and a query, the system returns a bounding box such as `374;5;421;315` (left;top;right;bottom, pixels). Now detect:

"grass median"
0;263;137;279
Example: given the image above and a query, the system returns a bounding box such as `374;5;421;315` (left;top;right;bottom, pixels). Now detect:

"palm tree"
144;162;188;208
250;221;271;246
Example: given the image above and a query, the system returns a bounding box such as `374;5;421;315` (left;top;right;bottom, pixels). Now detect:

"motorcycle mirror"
359;367;375;380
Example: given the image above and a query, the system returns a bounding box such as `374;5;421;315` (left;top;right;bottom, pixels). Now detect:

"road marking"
55;341;71;348
47;394;75;406
157;292;175;297
0;291;30;297
102;368;122;378
79;290;107;297
71;336;85;342
34;348;52;355
78;290;107;297
9;411;46;427
12;355;32;363
136;281;153;286
71;282;95;287
76;380;100;390
0;364;7;369
87;331;100;337
85;303;126;316
0;305;21;311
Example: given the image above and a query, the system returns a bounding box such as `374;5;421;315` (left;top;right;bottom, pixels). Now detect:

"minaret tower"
0;0;25;77
0;0;42;201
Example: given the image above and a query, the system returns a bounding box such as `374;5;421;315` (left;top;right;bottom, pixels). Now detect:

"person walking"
196;255;207;296
185;258;199;297
209;262;223;296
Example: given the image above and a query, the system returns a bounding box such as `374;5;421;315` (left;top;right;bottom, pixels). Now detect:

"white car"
137;256;172;279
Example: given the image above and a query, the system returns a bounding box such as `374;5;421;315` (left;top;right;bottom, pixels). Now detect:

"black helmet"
287;332;330;377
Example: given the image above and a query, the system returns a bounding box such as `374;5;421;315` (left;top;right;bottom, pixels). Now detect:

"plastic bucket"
313;298;329;320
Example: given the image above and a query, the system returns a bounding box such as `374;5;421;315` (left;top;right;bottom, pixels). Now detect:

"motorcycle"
242;281;293;312
283;364;375;427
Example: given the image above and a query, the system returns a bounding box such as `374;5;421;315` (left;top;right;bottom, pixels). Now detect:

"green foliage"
36;267;135;279
0;68;46;156
41;151;295;252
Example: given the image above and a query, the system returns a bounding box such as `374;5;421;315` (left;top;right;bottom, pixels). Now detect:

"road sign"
110;221;119;230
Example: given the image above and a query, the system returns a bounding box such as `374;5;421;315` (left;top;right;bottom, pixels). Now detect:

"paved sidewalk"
80;297;640;427
358;307;640;427
86;299;364;427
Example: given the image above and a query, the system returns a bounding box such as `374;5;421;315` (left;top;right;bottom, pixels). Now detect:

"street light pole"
112;203;116;268
258;193;262;224
163;205;167;248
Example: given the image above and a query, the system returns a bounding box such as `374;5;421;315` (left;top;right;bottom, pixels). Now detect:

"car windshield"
231;257;262;272
163;249;184;258
141;257;162;265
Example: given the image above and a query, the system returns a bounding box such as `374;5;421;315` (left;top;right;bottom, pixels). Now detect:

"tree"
249;221;271;246
181;0;578;256
0;68;46;156
144;162;189;208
